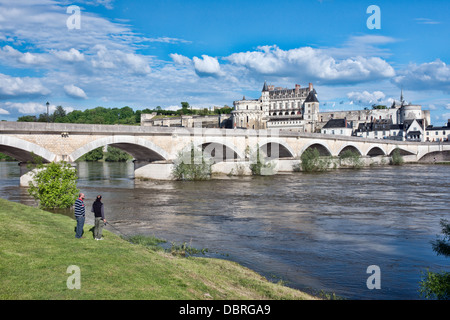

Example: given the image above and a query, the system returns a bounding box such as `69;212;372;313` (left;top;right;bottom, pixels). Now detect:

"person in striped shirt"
74;193;86;238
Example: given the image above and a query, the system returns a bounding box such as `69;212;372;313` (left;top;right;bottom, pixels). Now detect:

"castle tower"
261;81;270;114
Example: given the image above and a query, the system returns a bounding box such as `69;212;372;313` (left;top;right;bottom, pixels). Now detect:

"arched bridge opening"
419;150;450;163
0;144;51;164
201;142;240;163
259;142;294;160
302;143;332;157
338;145;362;157
367;147;385;157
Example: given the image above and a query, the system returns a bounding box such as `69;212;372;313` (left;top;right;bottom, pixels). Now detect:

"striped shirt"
74;198;85;217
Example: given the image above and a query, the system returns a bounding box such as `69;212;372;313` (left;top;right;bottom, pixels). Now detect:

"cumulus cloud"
193;55;222;77
393;59;450;93
91;45;151;75
347;91;387;106
0;73;50;98
52;48;85;62
170;53;192;65
64;84;88;99
0;45;48;66
226;45;395;84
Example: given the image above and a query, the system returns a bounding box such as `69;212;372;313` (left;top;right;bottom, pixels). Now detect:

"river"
0;161;448;300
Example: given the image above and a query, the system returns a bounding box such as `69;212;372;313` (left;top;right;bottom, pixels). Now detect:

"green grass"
0;198;317;300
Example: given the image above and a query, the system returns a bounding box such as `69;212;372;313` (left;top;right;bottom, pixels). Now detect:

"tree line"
17;103;233;125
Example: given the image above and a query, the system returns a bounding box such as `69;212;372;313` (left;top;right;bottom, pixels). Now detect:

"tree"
104;146;132;162
419;219;450;300
28;161;80;209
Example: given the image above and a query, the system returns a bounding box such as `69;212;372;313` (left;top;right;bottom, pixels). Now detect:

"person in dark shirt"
91;195;106;240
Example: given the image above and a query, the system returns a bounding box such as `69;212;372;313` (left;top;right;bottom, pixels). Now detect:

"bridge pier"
134;160;174;180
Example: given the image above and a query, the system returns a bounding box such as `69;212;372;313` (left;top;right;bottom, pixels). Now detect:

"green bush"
419;219;450;300
339;149;363;168
299;148;332;172
390;148;404;166
249;145;273;176
172;145;212;180
28;161;79;209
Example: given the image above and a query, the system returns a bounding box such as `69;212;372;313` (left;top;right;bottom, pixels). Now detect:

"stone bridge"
0;121;448;185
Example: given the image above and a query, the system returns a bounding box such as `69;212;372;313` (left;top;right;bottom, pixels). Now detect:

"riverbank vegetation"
76;146;133;162
0;198;316;300
419;219;450;300
172;145;212;181
27;161;79;209
390;148;405;166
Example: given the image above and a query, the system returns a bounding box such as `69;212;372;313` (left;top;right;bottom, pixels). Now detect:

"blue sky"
0;0;449;125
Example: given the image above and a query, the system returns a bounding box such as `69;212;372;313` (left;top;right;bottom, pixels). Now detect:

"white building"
232;82;319;132
321;119;353;136
425;120;450;142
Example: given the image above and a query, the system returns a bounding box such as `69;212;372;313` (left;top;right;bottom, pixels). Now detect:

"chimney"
308;83;313;91
295;84;300;92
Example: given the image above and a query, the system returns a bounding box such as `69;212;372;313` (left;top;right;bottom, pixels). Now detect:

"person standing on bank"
92;195;106;240
74;193;86;239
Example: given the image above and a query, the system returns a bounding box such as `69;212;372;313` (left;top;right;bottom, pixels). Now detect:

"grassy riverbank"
0;198;317;300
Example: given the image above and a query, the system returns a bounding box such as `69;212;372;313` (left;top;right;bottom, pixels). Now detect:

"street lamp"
46;102;50;122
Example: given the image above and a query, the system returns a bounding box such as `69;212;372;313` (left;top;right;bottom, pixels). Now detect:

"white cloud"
64;84;87;99
0;45;48;66
0;73;50;98
3;101;55;114
347;91;387;106
52;48;84;62
193;55;222;77
0;107;9;114
170;53;192;65
226;45;395;84
90;45;151;75
393;59;450;93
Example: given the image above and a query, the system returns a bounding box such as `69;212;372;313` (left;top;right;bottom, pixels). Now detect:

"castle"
232;81;319;132
232;82;431;141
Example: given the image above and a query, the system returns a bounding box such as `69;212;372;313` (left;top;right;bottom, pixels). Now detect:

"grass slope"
0;198;316;300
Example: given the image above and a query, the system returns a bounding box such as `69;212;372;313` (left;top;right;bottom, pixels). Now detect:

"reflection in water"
0;161;448;299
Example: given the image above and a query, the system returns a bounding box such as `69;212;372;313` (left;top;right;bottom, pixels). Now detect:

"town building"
320;119;353;136
425;120;450;142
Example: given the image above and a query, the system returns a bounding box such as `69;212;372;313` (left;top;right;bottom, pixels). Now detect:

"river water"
0;161;448;300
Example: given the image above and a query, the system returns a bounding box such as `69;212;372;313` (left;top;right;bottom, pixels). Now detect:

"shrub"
172;145;212;180
339;149;363;168
28;161;79;209
300;148;332;172
249;145;274;176
419;219;450;300
390;148;404;166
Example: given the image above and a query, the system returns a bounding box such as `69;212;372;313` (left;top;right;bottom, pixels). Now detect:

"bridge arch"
0;136;56;163
69;136;169;162
366;146;386;157
337;144;363;157
388;147;415;156
418;150;450;163
258;141;295;159
200;142;241;163
300;142;332;157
